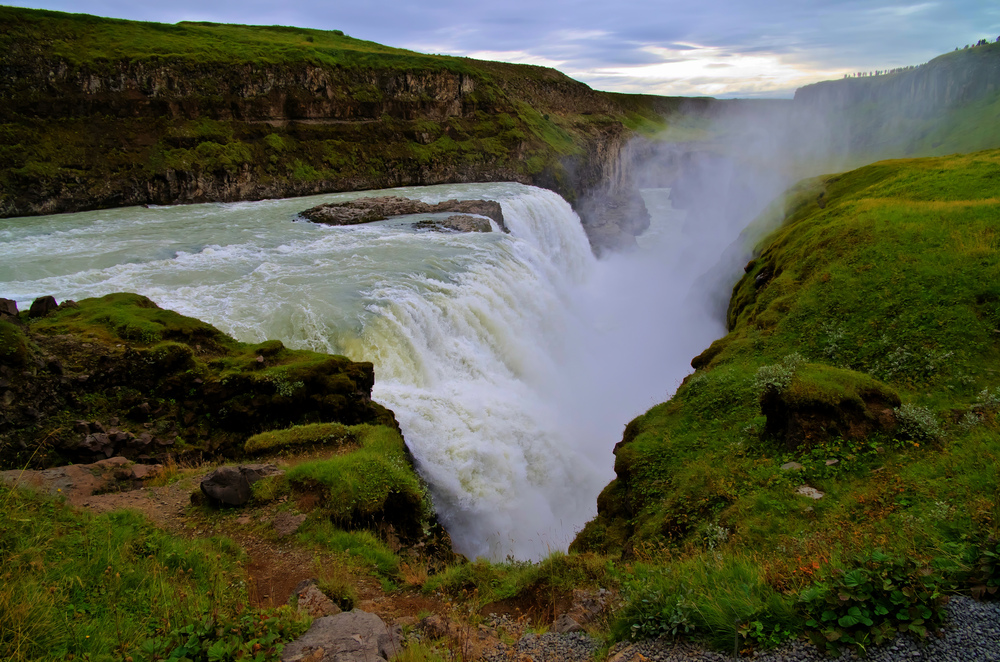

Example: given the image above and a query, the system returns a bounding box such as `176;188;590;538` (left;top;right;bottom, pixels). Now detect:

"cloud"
6;0;999;97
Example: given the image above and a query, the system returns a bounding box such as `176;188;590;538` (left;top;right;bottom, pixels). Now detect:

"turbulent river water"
0;182;726;560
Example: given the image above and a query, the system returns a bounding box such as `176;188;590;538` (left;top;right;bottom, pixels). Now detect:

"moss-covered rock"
760;363;900;449
0;292;395;469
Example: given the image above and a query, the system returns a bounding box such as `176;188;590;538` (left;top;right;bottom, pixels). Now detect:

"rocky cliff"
0;7;705;254
793;41;1000;157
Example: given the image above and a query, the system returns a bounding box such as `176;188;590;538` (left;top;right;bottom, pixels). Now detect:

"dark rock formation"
413;215;492;233
28;296;58;318
300;196;506;232
0;292;398;470
200;463;282;507
0;299;17;318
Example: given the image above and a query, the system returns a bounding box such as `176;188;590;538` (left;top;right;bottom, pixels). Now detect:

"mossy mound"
575;148;1000;558
761;362;901;449
0;292;395;469
282;424;428;542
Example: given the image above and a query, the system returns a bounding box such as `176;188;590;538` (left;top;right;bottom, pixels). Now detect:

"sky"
6;1;1000;98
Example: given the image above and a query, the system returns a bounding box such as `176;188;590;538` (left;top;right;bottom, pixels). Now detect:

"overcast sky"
7;1;1000;97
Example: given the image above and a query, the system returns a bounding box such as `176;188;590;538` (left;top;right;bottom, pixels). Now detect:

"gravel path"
611;597;1000;661
484;597;1000;661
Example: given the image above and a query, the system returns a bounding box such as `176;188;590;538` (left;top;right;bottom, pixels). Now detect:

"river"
0;182;724;560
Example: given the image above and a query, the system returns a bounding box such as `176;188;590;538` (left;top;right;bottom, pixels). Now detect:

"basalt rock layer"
299;195;507;232
0;6;708;254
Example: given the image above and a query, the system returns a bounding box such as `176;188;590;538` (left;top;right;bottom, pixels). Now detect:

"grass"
244;422;355;455
570;147;1000;652
286;424;428;534
0;484;308;661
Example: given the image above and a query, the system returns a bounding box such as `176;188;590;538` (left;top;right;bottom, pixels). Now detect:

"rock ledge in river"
300;196;508;233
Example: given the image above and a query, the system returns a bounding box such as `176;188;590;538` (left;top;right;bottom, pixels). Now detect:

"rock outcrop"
0;292;397;470
299;196;506;232
0;7;709;255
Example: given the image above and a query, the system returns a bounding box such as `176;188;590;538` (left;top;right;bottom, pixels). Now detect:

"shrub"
798;551;949;655
894;403;943;443
752;353;805;394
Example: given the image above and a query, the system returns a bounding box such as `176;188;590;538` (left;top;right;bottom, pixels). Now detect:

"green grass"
296;521;402;578
571;148;1000;652
286;424;427;533
244;422;355;455
0;484;307;661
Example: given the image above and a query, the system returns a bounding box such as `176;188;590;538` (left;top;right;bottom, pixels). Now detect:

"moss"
244;422;354;455
286;424;427;536
0;319;31;366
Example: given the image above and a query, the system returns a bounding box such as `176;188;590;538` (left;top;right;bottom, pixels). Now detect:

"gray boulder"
281;610;401;662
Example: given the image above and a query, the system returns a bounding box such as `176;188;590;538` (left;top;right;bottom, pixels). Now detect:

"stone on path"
200;464;282;507
281;610;401;662
552;613;584;634
796;485;825;499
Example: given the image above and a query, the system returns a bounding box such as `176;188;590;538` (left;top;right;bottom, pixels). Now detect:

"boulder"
0;298;17;317
281;610;401;662
200;464;283;507
28;296;58;318
200;466;251;506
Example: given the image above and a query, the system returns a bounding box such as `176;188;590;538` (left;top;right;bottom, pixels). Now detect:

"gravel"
482;597;1000;661
614;597;1000;662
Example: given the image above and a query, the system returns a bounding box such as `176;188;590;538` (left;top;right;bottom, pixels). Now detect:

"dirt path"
6;456;455;628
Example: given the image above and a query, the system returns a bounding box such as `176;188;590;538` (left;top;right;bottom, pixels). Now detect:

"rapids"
0;182;724;560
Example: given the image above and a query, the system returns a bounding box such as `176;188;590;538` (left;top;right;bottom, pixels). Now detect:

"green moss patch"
287;424;427;538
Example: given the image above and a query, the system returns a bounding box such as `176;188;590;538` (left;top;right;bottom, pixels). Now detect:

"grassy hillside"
570;148;1000;651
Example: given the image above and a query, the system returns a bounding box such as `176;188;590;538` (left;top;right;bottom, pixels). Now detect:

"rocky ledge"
299;196;508;232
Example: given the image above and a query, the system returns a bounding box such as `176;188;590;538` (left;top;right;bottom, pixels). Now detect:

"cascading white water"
4;182;695;560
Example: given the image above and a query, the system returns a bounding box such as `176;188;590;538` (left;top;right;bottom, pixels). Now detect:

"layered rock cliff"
0;7;702;254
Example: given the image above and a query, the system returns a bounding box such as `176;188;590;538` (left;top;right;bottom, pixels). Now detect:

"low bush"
798;551;949;655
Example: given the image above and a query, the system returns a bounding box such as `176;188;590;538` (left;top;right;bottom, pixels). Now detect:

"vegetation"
0;292;394;469
286;424;429;535
570;147;1000;653
0;484;308;661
